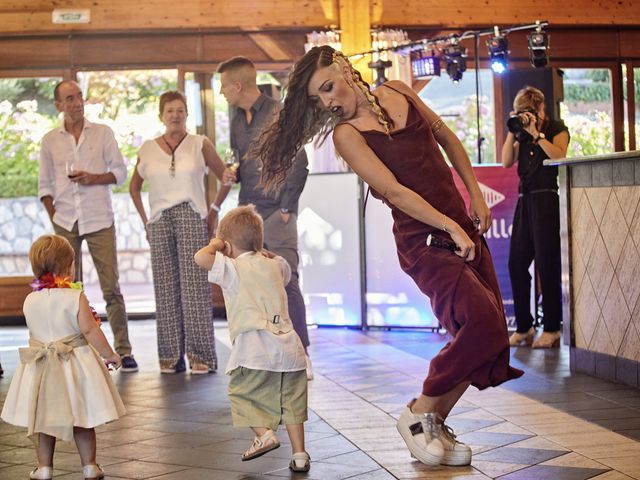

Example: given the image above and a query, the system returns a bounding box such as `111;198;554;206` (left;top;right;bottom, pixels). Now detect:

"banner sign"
452;165;520;326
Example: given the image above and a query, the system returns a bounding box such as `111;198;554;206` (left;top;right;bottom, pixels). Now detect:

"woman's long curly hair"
255;46;335;192
255;45;392;192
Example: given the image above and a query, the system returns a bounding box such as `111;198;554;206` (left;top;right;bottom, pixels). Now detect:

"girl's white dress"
1;289;125;436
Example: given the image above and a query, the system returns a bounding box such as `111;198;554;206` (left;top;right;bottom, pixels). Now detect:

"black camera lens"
507;115;524;134
507;111;535;134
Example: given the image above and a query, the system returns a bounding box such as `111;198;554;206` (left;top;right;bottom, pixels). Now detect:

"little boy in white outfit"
194;204;310;472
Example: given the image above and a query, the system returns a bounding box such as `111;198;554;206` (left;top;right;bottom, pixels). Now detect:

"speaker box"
502;68;564;121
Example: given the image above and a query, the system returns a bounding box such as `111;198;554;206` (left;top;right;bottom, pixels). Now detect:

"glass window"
211;74;231;155
560;68;614;156
623;65;629;150
0;77;61;199
183;72;202;134
77;69;178;192
418;69;495;164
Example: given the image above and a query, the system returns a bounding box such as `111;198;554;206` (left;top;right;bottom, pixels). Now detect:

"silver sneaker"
440;421;472;466
396;406;445;466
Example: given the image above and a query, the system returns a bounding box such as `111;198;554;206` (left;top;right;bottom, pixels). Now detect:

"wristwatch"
537;132;546;141
280;208;289;214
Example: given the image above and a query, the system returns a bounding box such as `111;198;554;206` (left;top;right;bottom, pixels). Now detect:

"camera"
507;110;537;134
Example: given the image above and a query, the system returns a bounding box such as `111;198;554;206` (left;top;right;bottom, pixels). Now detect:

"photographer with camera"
501;86;570;349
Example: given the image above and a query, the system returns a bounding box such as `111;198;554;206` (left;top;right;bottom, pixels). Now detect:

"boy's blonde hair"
29;234;75;278
217;205;264;252
513;85;545;112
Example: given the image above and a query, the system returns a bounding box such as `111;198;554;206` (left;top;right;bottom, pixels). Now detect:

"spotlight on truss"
488;26;508;74
528;21;549;68
443;37;467;83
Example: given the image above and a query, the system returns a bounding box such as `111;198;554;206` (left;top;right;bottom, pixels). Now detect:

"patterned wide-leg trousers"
147;202;217;369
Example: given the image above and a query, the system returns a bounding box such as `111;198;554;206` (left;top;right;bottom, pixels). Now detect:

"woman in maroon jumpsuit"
251;45;523;468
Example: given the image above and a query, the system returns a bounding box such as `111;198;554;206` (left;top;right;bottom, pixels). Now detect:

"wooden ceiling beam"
248;33;293;61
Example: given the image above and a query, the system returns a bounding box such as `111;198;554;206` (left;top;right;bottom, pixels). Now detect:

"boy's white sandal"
242;429;280;461
83;464;105;480
29;466;53;480
289;451;311;472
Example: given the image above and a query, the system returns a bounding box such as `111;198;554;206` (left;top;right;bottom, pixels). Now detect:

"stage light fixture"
368;58;393;87
487;26;508;74
528;24;549;68
443;38;467;83
411;49;441;79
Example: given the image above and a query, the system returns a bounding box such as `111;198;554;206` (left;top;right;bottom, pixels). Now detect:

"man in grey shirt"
215;56;312;378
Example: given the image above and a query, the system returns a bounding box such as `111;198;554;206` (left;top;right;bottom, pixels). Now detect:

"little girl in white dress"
1;234;126;480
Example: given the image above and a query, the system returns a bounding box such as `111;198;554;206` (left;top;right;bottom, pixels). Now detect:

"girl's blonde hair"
217;205;264;252
29;234;75;278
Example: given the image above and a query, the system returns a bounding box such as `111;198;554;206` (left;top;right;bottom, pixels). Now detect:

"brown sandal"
532;331;561;348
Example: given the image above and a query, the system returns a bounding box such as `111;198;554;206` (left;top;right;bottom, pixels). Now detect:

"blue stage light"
487;27;508;74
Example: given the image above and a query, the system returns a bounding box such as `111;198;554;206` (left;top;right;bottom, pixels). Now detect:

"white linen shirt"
38;119;127;235
208;252;307;375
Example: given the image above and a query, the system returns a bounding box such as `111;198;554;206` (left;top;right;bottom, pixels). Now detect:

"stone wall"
0;193;152;285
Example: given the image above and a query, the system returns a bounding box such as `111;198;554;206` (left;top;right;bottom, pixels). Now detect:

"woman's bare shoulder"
377;80;414;96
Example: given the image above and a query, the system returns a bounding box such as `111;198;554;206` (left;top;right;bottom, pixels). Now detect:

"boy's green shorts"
228;367;308;431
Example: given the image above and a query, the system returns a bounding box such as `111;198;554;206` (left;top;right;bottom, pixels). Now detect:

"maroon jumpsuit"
357;86;523;396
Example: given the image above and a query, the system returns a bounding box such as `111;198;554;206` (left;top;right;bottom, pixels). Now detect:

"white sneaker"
29;466;52;480
305;355;314;381
396;405;445;466
82;464;104;479
440;421;472;466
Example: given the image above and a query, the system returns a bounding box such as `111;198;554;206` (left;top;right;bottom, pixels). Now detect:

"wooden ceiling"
1;0;638;36
0;0;638;72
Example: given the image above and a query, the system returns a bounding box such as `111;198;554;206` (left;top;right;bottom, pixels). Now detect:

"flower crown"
31;272;101;326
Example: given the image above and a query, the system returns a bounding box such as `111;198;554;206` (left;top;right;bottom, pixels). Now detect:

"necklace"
161;133;188;177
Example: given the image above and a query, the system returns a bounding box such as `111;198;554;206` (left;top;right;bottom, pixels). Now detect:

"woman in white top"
130;91;229;374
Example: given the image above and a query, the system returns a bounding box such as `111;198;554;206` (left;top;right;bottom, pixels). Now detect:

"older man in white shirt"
39;80;138;372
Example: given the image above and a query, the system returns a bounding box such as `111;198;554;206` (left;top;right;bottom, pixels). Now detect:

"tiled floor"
0;321;639;479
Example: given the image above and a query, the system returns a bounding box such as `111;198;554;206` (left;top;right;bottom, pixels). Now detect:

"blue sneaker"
120;355;139;372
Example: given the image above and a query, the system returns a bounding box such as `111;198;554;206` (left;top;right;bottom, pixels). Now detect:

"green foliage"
82;70;177;120
561;105;613;157
585;69;611;83
79;70;178;193
565;83;612;103
0;99;56;198
443;95;495;164
0;78;58;116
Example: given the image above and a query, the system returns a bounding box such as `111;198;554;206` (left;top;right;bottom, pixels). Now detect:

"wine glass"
66;158;77;179
223;149;239;186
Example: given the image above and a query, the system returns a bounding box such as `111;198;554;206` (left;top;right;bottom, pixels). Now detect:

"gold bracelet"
431;118;445;134
442;214;449;232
